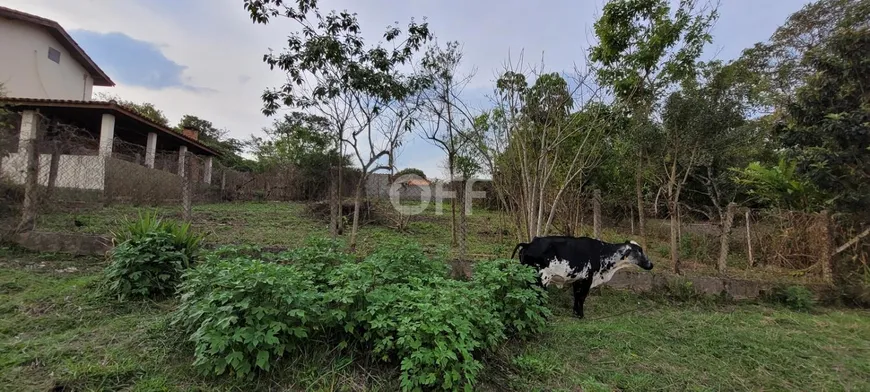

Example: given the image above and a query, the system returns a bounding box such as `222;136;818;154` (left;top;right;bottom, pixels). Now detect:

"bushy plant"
472;259;551;337
172;240;551;390
174;257;323;377
104;212;203;300
764;284;815;311
360;279;505;391
323;242;450;339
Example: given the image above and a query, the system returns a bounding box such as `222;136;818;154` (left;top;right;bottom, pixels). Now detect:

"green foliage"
778;26;870;219
95;92;170;127
764;285;816;311
395;167;426;179
174;258;323;377
104;213;203;300
590;0;718;105
250;112;351;200
176;114;256;171
172;239;551;390
471;259;551;337
732;159;823;211
362;280;504;391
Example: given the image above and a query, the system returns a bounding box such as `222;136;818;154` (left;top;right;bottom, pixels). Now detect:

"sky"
3;0;811;179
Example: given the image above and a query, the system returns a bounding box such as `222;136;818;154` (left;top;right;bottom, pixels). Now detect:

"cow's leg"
571;279;593;318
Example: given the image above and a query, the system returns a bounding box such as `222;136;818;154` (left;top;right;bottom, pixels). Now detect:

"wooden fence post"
745;210;754;268
593;189;602;239
819;210;833;284
717;202;737;274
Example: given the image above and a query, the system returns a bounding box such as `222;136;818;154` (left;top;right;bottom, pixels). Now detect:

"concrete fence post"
717;202;737;274
745;210;754;268
593;189;602;239
17;110;40;233
819;210;833;284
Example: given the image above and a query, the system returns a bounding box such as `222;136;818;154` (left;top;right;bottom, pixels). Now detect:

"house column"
99;113;115;157
203;156;213;184
17;110;38;155
145;132;157;168
178;145;187;177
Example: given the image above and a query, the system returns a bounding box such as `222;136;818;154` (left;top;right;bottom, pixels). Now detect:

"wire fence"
0;109;866;284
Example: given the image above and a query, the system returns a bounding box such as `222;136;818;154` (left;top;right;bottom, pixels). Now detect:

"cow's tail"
511;242;529;259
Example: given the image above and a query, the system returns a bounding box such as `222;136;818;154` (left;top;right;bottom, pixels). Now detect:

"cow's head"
622;240;653;270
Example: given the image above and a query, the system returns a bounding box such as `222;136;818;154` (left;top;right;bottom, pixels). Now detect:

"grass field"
2;247;869;391
3;201;866;391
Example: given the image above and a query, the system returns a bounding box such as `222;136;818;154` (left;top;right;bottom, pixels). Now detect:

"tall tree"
738;0;870;115
471;65;608;240
419;41;475;256
244;0;432;249
590;0;718;248
658;63;746;273
778;26;870;222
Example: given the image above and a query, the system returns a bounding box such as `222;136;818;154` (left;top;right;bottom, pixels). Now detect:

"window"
47;47;61;64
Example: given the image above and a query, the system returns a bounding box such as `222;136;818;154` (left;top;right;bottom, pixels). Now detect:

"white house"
0;6;113;100
0;6;218;198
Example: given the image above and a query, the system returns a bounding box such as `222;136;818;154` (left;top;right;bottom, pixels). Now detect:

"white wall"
0;19;94;101
1;153;106;190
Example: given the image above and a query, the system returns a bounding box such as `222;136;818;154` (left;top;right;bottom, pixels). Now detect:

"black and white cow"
512;236;653;318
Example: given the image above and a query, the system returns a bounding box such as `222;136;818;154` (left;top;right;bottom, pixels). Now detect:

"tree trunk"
46;141;60;200
593;189;602;240
458;178;467;261
670;199;680;274
717;202;737;274
636;151;646;246
630;205;635;235
329;166;338;239
450;178;457;246
349;180;364;252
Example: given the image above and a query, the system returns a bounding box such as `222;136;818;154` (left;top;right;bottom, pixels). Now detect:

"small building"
0;6;218;200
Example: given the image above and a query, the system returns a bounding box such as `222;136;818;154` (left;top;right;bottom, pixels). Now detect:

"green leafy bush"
360;279;505;391
104;213;203;300
322;242;450;340
764;284;815;311
472;259;551;337
173;240;551;390
174;257;323;377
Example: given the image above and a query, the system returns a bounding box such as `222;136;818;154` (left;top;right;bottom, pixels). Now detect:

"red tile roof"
0;6;114;86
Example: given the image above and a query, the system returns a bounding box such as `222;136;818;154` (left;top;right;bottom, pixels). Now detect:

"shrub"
472;259;551;337
174;257;323;377
360;279;505;391
104;213;203;300
764;284;815;311
323;242;450;339
173;240;551;389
